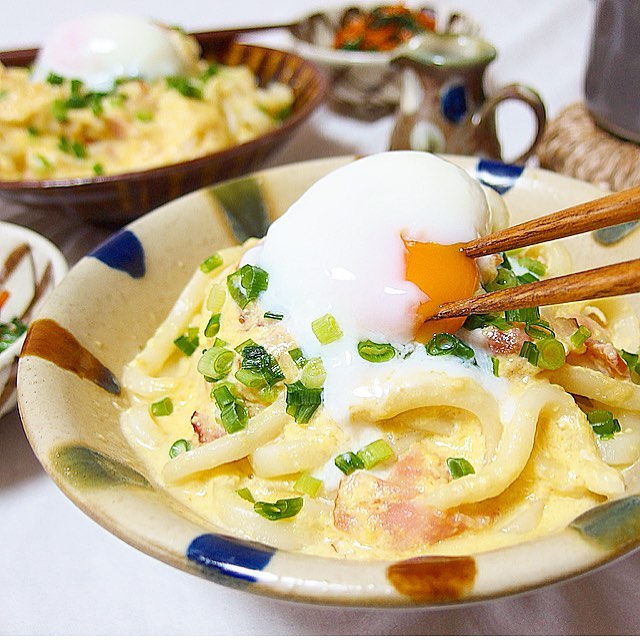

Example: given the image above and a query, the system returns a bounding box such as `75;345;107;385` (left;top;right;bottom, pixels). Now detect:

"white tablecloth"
4;0;640;635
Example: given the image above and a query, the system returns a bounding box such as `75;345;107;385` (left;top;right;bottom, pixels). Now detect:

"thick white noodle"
162;395;288;483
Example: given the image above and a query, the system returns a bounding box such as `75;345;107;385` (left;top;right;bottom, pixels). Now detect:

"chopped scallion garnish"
135;110;154;122
300;357;326;389
219;398;248;433
227;264;269;308
519;256;547;276
357;439;394;469
536;337;566;370
150;396;173;417
285;380;322;423
519;340;539;366
426;333;475;361
311;313;343;345
484;267;518;292
263;311;284;320
505;307;540;324
525;322;555;340
46;71;65;85
357;340;396;363
491;356;500;377
447;457;475;479
236;488;255;503
294;473;323;497
237;343;284;388
204;313;221;338
253;497;303;521
197;346;234;380
517;272;539;284
92;163;104;176
463;313;512;331
571;325;592;349
586;410;621;440
200;252;223;273
334;451;365;475
166;75;203;100
206;283;226;312
169;439;191;458
288;347;307;369
174;327;199;356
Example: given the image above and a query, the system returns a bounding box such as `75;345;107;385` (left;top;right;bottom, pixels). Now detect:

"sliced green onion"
254;497;303;521
0;317;28;352
519;340;539;366
166;75;203;99
505;307;540;324
150;396;173;417
536;337;566;370
525;322;555;340
447;457;475;479
197;346;234;380
211;382;236;407
220;399;248;433
517;272;539;284
463;313;512;331
92;163;104;176
238;343;284;387
213;337;227;348
201;63;219;80
257;385;279;404
169;439;191;458
200;253;223;273
27;126;39;137
357;340;396;363
263;311;284;320
174;328;199;356
587;410;621;439
236;488;255;503
485;267;518;292
491;356;500;377
294;473;323;497
571;325;592;349
357;439;394;469
285;380;323;424
235;338;257;354
52;99;68;121
206;283;226;313
235;368;267;388
500;252;513;269
300;357;326;389
620;349;639;373
204;313;221;338
227;264;269;308
426;333;475;360
519;256;547;276
135;110;154;122
311;313;343;345
334;451;365;475
288;347;307;369
46;71;65;85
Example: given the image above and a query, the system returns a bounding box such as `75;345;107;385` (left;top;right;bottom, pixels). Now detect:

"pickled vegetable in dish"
333;5;436;52
122;152;640;559
0;14;294;180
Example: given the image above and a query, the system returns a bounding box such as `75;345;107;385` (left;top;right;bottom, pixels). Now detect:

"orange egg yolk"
403;238;479;341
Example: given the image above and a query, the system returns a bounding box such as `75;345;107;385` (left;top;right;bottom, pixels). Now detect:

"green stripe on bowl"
211;176;270;242
570;495;640;551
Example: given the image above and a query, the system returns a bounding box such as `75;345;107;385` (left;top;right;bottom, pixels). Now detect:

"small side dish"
0;222;66;418
0;14;294;181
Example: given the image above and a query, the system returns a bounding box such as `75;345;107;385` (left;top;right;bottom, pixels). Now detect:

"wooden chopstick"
464;185;640;258
429;258;640;320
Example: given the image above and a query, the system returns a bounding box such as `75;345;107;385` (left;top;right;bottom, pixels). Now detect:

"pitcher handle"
472;84;547;164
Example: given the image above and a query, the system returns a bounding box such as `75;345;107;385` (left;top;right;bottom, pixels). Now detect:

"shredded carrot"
334;5;436;52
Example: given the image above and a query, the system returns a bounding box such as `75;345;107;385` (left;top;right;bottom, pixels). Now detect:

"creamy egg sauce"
122;153;640;559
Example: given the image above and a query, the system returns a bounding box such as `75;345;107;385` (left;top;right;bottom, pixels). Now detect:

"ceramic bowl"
18;156;640;606
289;4;480;119
0;38;327;226
0;222;67;419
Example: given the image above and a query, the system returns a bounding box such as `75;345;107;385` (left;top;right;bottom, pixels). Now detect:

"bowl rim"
0;42;328;193
17;154;639;607
0;220;68;367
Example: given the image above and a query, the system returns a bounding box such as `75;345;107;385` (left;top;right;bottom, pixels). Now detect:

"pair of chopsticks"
427;186;640;321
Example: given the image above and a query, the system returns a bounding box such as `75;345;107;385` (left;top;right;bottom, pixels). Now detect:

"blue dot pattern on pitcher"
476;159;524;195
187;533;276;582
90;229;146;279
440;83;468;124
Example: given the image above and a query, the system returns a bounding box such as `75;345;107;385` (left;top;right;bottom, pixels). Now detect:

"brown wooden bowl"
0;35;327;226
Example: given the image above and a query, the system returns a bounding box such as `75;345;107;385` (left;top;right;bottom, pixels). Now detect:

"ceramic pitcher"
389;32;546;163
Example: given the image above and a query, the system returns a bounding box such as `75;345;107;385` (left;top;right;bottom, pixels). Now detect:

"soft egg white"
31;13;187;91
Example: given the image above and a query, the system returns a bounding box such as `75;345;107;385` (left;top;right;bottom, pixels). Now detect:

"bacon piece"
567;339;630;380
190;410;225;444
484;325;528;355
